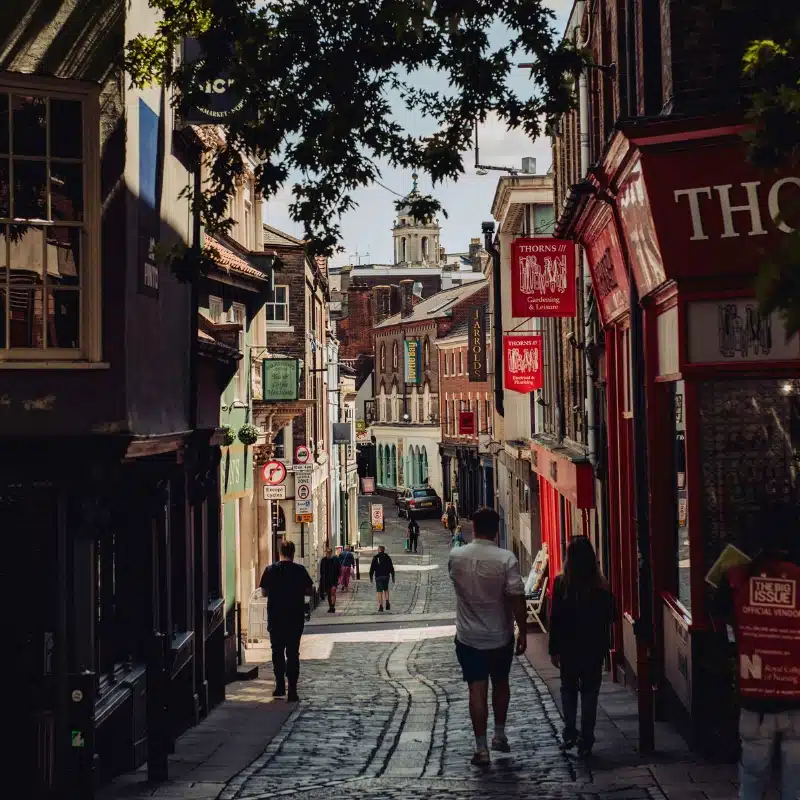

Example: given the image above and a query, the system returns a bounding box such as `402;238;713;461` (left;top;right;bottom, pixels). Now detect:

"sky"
262;1;574;266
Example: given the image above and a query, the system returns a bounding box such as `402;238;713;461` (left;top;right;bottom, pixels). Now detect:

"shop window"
669;381;690;610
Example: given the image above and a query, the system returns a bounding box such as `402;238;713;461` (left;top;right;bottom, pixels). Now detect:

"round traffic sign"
295;444;311;464
262;460;287;485
297;483;311;501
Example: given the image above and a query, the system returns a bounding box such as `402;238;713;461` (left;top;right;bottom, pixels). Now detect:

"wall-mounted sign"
263;485;287;500
182;37;248;124
361;477;375;494
332;423;353;445
262;460;287;485
511;238;576;318
459;411;476;435
468;306;487;382
370;503;384;531
687;300;800;364
404;339;421;384
263;359;300;401
503;334;543;393
294;471;313;521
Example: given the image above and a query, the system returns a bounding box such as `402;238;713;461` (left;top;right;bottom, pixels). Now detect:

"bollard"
236;602;243;666
66;671;96;799
147;632;169;783
355;556;360;581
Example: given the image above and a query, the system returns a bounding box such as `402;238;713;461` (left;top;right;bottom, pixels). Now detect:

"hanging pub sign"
182;37;248;124
459;411;476;435
503;334;543;393
404;339;421;384
467;306;487;382
510;237;576;318
262;359;299;401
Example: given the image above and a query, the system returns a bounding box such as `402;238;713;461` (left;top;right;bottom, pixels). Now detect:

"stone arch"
421;447;429;483
380;342;386;371
390;444;397;487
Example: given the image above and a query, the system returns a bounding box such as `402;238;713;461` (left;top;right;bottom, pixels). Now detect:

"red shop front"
530;440;594;593
564;114;800;756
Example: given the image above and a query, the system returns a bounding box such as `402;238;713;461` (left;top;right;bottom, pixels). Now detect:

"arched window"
380;342;386;371
401;237;407;262
423;337;430;368
390;444;397;486
392;341;399;369
377;444;384;484
384;446;392;486
421;236;429;260
421;447;429;483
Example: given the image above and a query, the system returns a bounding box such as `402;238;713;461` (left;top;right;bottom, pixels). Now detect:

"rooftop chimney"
372;285;393;324
468;238;483;272
521;157;536;175
399;279;415;318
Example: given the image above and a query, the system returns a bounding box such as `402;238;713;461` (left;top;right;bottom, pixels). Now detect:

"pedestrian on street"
369;544;395;612
339;546;356;591
451;525;466;548
259;539;313;702
446;502;458;535
548;536;614;759
319;547;341;613
448;506;527;766
713;514;800;800
408;517;420;553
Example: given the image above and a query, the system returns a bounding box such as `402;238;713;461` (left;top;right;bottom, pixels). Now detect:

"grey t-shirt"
448;538;525;650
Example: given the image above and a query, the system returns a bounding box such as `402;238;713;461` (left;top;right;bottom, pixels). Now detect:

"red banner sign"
503;334;543;394
459;411;475;435
729;559;800;703
511;237;576;318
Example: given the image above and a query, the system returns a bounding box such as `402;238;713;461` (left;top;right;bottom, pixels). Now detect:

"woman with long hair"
548;536;614;758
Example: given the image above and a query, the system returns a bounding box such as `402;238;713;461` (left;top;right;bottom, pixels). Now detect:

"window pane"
276;286;287;302
266;305;275;321
275;305;286;322
12;96;46;157
50;99;82;159
0;94;8;154
0;158;8;217
47;289;79;348
9;225;45;284
9;286;44;348
51;162;83;221
0;288;5;347
13;160;47;218
47;227;80;287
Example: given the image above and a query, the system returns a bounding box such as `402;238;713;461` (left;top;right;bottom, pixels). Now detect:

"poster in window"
510;238;576;318
503;334;543;393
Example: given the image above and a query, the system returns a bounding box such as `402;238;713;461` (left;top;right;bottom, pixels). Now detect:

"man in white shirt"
448;506;527;766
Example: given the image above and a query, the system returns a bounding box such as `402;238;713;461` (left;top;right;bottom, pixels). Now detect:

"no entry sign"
295;444;311;463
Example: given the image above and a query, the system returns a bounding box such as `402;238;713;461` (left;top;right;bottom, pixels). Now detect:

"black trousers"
410;533;418;552
560;659;603;746
270;626;303;688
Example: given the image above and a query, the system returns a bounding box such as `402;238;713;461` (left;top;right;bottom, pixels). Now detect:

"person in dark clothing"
446;503;458;535
408;518;420;553
369;545;395;612
339;546;356;591
548;536;614;758
319;547;341;613
259;539;313;702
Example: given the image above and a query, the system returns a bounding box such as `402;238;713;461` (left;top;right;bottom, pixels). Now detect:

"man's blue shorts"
375;576;390;592
455;637;514;684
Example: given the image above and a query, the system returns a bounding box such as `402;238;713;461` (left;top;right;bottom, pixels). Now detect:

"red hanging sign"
511;237;576;318
459;411;475;435
503;334;543;394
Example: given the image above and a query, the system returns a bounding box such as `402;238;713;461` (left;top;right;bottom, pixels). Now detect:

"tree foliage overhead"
125;0;581;257
741;4;800;334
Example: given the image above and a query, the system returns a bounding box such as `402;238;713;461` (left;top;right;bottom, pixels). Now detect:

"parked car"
396;486;443;520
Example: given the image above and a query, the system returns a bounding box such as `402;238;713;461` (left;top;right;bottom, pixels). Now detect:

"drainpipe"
483;222;504;418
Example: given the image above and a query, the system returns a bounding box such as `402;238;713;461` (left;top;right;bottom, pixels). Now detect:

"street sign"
295;471;313;521
370;503;384;531
296;483;311;501
262;460;287;485
291;464;313;474
262;485;286;500
295;513;313;523
295;444;311;464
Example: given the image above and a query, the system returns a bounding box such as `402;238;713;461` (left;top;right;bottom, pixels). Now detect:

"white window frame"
230;301;246;401
209;295;223;323
443;350;449;376
265;284;289;327
0;77;102;367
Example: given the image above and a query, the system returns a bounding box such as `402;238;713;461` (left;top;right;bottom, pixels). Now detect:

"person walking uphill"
548;536;614;759
369;545;395;612
407;517;420;553
713;514;800;800
319;547;341;613
339;546;355;591
259;540;313;703
448;506;527;766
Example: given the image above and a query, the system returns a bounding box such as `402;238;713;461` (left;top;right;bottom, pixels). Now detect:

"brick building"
551;0;796;757
436;304;494;518
372;279;488;498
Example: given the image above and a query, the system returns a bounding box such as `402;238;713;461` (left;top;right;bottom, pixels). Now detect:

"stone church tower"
392;174;441;266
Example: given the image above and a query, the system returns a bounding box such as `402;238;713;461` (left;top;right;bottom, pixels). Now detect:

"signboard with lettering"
459;411;476;435
510;238;576;318
294;472;313;522
687;300;800;364
182;37;248;124
263;359;300;401
468;306;487;382
263;485;286;500
503;334;543;393
404;339;421;384
370;503;384;531
332;423;352;445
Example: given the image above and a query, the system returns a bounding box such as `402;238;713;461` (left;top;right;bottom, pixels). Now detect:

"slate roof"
375;279;488;328
263;223;305;247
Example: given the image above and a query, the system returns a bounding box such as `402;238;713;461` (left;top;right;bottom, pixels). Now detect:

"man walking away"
408;517;420;553
713;514;800;800
319;547;341;613
259;540;313;702
339;546;356;591
446;502;458;536
369;545;395;612
448;506;527;766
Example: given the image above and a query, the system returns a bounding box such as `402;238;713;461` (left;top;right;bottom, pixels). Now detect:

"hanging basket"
237;424;260;446
221;425;236;447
